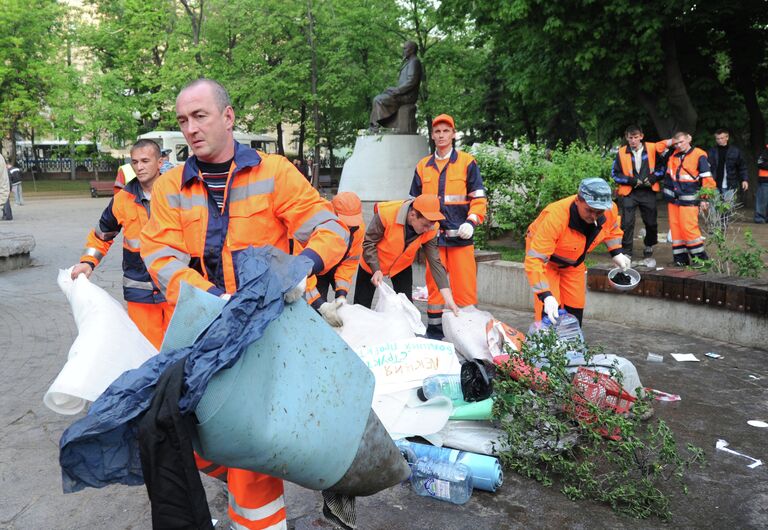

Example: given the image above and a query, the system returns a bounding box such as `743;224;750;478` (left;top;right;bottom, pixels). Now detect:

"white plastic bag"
443;306;494;363
44;268;158;415
335;303;415;351
374;282;426;335
422;420;508;456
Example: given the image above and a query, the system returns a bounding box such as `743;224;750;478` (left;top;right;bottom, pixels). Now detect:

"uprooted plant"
492;329;704;519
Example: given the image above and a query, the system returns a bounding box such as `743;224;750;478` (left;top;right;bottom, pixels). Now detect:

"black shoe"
643;246;653;258
673;261;688;268
425;324;444;341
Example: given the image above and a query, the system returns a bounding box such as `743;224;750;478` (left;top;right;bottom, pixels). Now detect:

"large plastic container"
527;309;584;343
410;458;473;504
192;299;379;491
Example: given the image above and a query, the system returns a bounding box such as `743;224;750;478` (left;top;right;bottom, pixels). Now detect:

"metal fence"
18;158;120;173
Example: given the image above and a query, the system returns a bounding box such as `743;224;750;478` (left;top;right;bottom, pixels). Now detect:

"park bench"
89;180;115;198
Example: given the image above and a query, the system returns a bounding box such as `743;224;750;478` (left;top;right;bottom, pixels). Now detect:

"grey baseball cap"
578;178;612;210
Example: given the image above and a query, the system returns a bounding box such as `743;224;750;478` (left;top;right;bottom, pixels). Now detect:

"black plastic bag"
460;359;495;402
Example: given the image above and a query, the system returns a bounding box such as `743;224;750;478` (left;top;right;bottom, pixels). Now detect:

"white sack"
443;306;494;363
354;337;461;396
422;420;508;456
374;389;453;439
374;282;426;335
44;268;157;415
567;353;644;398
335;303;415;350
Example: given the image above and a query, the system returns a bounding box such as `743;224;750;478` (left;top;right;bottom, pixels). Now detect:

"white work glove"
284;276;307;304
457;222;474;240
543;295;560;323
220;293;232;301
612;253;631;272
318;298;345;327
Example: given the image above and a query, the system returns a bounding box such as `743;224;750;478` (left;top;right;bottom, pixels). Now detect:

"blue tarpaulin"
59;247;313;493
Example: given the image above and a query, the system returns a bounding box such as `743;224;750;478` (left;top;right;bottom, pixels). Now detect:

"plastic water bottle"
410;458;473;504
417;374;463;402
395;439;503;492
527;309;584;343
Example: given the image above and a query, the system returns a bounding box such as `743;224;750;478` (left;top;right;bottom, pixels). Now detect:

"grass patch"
487;245;526;262
22;179;92;193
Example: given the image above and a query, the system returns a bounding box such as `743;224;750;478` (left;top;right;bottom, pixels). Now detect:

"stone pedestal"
0;232;35;272
338;133;429;201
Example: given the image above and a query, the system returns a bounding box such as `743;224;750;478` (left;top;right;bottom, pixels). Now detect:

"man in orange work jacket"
525;178;630;326
662;131;715;266
410;113;486;339
70;139;170;350
611;125;673;259
140;78;349;530
355;194;460;316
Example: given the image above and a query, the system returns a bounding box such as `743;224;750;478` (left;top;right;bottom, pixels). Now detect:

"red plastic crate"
570;367;636;438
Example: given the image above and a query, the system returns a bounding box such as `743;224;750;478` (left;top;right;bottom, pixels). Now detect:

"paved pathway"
1;196;766;529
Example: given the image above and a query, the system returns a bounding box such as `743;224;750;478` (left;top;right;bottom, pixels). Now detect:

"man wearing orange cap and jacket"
70;139;170;349
662;131;715;266
140;78;348;530
410;113;486;339
312;191;366;327
355;193;460;316
525;177;628;326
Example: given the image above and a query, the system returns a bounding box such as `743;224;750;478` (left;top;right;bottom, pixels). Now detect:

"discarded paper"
671;353;700;362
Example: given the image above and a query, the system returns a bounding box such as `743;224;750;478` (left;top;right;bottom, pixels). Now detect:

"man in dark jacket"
707;129;749;206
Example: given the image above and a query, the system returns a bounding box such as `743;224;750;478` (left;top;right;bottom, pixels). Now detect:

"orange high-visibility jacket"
525;195;623;299
410;150;487;247
611;141;668;196
757;145;768;181
360;199;437;277
81;178;164;304
140;142;349;307
333;223;364;297
662;147;715;206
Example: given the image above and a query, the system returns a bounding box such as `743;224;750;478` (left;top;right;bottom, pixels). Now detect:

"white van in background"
137;130;277;165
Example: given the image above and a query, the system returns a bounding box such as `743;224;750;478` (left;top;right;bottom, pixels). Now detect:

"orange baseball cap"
432;113;455;129
331;191;363;226
412;194;445;221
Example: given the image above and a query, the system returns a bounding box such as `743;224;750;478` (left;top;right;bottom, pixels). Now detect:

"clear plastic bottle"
410;458;473;504
417;374;463;401
395;439;503;492
527;309;584;343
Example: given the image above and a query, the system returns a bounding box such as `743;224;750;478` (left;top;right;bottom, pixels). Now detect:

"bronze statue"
369;41;422;133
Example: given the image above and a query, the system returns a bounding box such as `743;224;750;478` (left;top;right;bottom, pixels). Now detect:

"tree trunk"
307;0;321;189
179;0;204;66
637;91;674;139
298;103;306;158
328;137;335;185
661;29;697;133
726;30;767;154
10;121;18;166
276;122;285;156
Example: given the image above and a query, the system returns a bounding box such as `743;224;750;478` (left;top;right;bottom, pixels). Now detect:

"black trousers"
2;198;12;220
619;188;657;253
353;265;412;308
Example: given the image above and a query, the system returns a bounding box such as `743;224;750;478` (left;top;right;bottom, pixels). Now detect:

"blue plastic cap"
578;178;612;210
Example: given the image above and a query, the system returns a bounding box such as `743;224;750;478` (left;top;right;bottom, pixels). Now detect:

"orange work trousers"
532;263;586;322
195;454;287;529
667;203;707;264
126;301;171;350
425;245;477;327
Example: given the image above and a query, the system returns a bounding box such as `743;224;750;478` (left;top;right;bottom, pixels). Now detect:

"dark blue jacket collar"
124;177;147;204
180;141;262;189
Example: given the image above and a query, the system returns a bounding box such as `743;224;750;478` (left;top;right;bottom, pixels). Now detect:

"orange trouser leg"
227;469;286;530
679;205;707;259
667;203;689;264
425;245;477;326
532;264;586;321
195;453;228;482
126;301;171;350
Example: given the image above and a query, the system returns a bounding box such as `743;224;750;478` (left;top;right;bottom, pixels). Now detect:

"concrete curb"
414;260;767;350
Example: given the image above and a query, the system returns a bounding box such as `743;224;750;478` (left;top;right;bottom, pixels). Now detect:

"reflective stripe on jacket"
611;141;667;196
360;199;437;277
410;149;487;247
663;147;715;206
140;142;349;307
80;178;165;304
524;195;623;299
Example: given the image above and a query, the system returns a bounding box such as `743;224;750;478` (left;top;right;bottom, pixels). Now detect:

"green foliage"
493;328;704;519
694;188;766;277
473;142;612;243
